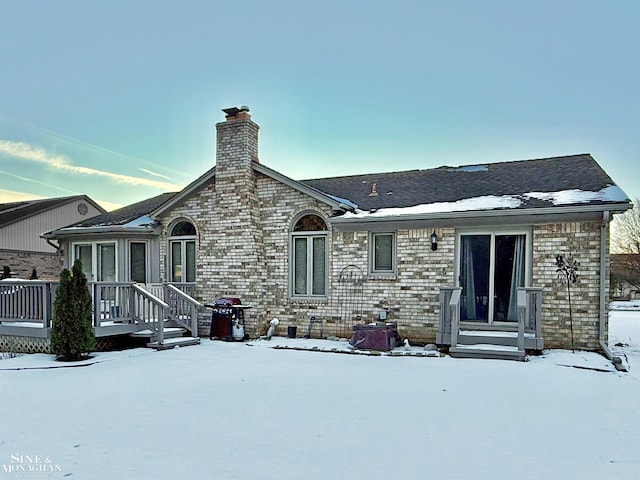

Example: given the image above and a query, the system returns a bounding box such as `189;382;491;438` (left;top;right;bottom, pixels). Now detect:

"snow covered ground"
1;309;639;480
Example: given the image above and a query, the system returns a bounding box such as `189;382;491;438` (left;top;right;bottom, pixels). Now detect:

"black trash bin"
287;325;297;338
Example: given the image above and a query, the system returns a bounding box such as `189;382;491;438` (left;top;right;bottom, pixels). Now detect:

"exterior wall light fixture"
430;230;438;251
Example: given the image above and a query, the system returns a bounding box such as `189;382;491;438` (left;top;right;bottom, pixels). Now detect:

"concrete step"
147;336;201;350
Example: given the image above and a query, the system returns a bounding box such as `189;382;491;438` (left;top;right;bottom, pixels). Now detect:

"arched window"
169;220;196;283
290;214;327;297
172;221;196;236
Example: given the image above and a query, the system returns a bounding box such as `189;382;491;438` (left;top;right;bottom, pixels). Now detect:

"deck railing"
132;284;168;345
518;287;542;341
437;285;543;350
518;286;543;349
437;286;461;344
448;288;462;348
0;281;200;342
163;284;201;337
0;281;57;326
92;282;134;325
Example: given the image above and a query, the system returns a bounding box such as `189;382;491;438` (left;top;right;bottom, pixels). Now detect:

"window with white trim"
290;214;327;297
72;242;117;282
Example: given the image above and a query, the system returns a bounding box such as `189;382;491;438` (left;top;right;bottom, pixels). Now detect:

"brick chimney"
203;106;266;337
216;106;259;167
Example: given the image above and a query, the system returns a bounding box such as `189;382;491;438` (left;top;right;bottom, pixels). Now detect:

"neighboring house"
46;107;631;354
0;195;105;279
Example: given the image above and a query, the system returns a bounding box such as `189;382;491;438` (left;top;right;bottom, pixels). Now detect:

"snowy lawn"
1;310;639;480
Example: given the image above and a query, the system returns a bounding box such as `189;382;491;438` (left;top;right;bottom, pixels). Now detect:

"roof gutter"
329;202;632;226
599;210;627;371
43;225;159;239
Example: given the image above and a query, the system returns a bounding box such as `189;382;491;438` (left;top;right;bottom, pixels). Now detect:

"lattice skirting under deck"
0;335;122;354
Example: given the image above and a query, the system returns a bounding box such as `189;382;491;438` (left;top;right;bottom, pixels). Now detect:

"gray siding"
1;199;103;253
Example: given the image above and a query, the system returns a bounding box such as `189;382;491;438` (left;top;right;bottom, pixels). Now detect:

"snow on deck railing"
0;281;57;326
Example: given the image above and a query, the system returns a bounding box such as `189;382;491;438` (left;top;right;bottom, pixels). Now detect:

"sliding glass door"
459;233;526;323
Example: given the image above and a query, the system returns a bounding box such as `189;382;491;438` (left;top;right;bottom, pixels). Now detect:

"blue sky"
1;0;638;211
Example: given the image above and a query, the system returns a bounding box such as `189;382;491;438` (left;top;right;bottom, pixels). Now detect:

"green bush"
1;266;11;280
51;259;95;361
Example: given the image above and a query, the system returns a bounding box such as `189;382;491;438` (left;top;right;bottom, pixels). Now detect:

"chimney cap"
222;106;250;118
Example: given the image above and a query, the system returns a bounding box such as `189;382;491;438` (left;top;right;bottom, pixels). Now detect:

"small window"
370;232;396;274
130;242;147;283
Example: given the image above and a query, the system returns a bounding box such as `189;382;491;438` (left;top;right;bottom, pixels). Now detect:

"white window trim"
70;241;118;282
368;231;397;278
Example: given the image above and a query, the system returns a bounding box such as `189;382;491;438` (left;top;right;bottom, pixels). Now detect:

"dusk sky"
1;0;638;211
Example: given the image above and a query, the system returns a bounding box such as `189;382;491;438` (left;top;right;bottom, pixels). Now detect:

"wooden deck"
0;281;201;348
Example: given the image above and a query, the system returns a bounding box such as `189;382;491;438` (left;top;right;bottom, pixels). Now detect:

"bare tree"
611;199;640;292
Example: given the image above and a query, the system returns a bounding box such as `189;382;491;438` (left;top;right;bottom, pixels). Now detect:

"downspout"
45;238;60;252
599;210;625;370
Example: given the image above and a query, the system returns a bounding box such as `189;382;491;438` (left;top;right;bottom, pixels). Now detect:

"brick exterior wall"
532;221;607;350
154;111;609;350
0;249;62;280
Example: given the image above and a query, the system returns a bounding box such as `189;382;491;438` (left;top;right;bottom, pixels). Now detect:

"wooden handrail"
165;284;202;337
132;284;169;346
517;289;526;352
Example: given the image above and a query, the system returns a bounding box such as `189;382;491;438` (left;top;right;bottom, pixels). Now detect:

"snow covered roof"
303;154;630;220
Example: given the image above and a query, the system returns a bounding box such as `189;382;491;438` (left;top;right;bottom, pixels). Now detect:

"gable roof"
44;192;176;238
302;154;630;222
0;195;105;228
151;163;353;218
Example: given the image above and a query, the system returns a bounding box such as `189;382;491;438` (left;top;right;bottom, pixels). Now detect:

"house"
0;195;105;279
43;106;631;358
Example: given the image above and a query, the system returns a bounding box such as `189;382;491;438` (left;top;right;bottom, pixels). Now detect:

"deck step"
130;327;185;340
458;330;527;347
147;336;201;350
450;343;526;361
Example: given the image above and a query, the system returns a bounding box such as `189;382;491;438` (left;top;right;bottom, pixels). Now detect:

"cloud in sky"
0;168;81;196
0;140;183;191
139;168;173;180
0;188;44;204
